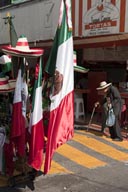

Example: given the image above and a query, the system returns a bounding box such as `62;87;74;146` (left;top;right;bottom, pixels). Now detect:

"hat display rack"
0;92;13;178
0;12;44;186
0;59;37;184
0;54;16;178
0;13;45;186
0;13;17;177
0;93;12;138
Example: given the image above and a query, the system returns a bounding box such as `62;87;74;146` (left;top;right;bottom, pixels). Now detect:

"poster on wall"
84;0;120;36
73;0;127;37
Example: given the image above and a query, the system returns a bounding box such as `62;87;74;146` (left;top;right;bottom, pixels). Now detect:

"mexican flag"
44;0;74;174
11;66;26;157
28;56;44;170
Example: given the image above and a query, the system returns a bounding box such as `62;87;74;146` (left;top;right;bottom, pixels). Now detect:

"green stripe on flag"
31;56;42;112
45;2;72;76
2;62;12;73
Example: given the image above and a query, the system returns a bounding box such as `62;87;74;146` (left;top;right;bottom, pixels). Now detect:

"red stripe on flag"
44;91;74;174
28;119;44;170
11;102;26;156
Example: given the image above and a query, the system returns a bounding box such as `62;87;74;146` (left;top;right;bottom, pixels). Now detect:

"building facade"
0;0;128;112
0;0;128;62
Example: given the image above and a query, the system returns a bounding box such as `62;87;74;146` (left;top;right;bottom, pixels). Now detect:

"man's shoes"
112;138;123;142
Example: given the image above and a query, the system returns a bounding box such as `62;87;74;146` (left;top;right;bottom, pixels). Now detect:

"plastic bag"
106;108;115;127
0;127;6;147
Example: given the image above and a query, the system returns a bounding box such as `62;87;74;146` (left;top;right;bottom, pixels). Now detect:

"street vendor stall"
0;34;44;187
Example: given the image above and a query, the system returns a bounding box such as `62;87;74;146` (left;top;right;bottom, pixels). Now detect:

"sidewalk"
74;112;103;131
74;112;128;139
0;112;128;189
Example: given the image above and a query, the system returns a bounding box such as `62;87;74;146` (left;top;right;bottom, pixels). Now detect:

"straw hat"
2;35;44;58
0;76;16;92
96;81;111;90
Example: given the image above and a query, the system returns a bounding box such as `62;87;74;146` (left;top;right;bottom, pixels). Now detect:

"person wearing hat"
95;81;123;141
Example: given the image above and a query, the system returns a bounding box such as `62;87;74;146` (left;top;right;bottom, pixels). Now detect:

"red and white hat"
0;76;16;92
2;35;44;58
0;55;11;64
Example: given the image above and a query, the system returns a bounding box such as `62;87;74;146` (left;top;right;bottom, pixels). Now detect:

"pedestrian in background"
95;81;123;141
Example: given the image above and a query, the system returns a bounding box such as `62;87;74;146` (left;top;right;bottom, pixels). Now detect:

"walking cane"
87;106;96;131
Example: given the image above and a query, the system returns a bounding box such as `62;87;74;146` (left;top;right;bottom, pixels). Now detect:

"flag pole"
6;12;11;43
3;12;18;78
4;12;14;78
4;12;16;46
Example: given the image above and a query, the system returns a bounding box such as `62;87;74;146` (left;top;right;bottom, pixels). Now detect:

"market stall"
0;34;44;187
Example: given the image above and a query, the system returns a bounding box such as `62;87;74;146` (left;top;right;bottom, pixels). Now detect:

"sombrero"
96;81;112;90
2;35;44;58
74;65;89;73
0;55;11;64
0;76;16;92
0;55;12;73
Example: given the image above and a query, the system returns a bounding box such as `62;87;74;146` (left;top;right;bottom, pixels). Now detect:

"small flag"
73;51;77;66
11;65;26;157
28;56;44;170
0;55;12;73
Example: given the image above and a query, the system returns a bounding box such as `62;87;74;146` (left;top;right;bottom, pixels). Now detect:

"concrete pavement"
0;124;128;191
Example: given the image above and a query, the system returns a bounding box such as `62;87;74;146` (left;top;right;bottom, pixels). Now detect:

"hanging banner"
72;0;127;37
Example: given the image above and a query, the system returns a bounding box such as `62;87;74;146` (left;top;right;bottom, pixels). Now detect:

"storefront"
71;0;128;112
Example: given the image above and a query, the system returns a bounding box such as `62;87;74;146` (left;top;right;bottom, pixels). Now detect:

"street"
0;128;128;192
